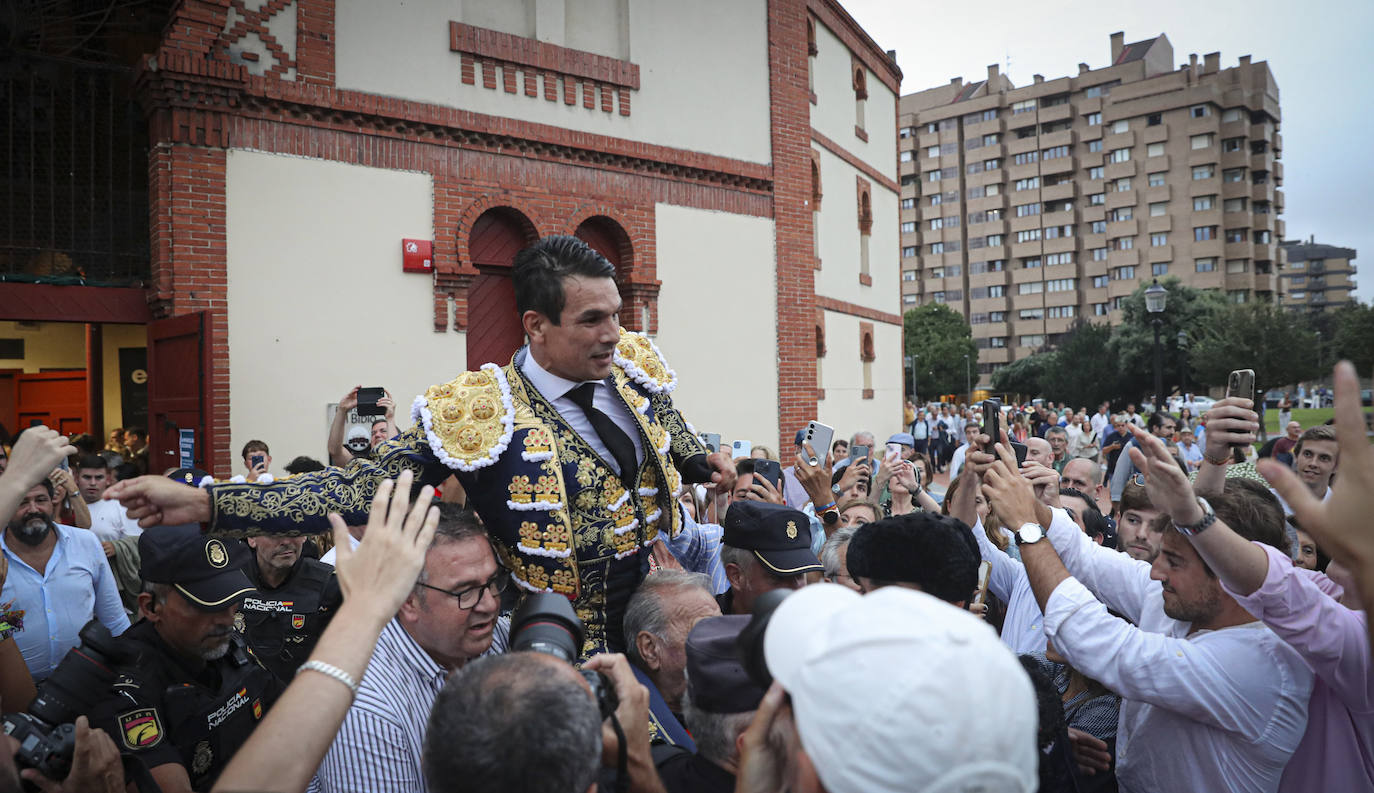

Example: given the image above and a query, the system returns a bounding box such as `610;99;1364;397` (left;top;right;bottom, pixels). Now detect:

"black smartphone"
250;452;266;470
752;459;782;490
981;399;1001;446
356;387;387;417
849;445;870;463
1226;369;1257;457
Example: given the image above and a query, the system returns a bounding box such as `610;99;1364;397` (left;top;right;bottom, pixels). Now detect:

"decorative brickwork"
817;296;902;325
807;0;901;93
810;128;898;192
217;0;297;78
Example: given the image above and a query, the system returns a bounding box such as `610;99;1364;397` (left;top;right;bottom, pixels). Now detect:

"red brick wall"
768;0;819;452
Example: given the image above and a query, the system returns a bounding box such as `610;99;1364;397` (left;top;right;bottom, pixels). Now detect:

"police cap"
722;501;821;576
139;524;255;611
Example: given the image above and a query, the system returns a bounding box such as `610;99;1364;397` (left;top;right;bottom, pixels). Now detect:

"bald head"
1025;437;1052;466
1285;422;1301;440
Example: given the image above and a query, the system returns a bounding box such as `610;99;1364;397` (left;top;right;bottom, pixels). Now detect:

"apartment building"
1279;238;1358;312
897;33;1284;388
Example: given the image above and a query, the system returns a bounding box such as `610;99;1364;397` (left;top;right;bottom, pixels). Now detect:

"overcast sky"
841;0;1373;304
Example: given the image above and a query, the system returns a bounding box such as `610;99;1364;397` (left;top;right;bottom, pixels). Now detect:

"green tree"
1040;321;1120;409
1105;278;1228;401
1188;302;1321;393
1332;302;1374;374
991;351;1054;399
903;304;977;399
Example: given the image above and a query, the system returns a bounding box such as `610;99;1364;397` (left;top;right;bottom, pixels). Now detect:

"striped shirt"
309;615;509;793
664;508;728;595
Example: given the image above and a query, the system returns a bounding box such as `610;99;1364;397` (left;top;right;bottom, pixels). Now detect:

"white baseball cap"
764;584;1038;793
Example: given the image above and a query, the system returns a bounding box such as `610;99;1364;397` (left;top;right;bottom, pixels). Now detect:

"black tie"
568;382;639;485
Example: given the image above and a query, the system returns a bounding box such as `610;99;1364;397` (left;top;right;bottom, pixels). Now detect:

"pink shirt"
1224;543;1374;793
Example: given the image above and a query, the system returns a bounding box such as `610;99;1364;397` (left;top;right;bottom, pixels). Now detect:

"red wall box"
403;239;434;273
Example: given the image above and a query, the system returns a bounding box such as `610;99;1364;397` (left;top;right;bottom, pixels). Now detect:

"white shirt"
971;519;1045;654
1091;411;1110;436
319;534;362;566
1272;485;1331;517
947;443;970;481
520;349;644;474
85;499;143;542
1042;507;1313;793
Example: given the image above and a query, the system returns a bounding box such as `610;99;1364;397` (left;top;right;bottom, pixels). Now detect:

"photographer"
327;387;397;466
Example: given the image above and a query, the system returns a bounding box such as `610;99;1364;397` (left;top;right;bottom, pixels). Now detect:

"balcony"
1041;156;1076;178
1221;179;1249;200
1108;247;1142;266
1146;243;1173;263
1107;277;1141;298
1273;161;1284;185
1251;151;1275;174
1143;124;1169;145
1144;153;1170;172
963;117;1006;139
1040;128;1074;150
1252;183;1273;202
1189;176;1221;197
1008;135;1038;155
1043;209;1075;227
1105;190;1138;210
1220;149;1249;170
1038;104;1073;125
1224;241;1254;260
1106;217;1139;236
1008;162;1041;183
1042;181;1076;202
1103;129;1136;150
1012;266;1046;284
1043;236;1076;255
1146;214;1171;233
1105;159;1138;180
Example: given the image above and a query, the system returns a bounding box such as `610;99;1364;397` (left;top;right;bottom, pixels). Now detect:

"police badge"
290;614;305;630
192;740;213;775
205;539;229;568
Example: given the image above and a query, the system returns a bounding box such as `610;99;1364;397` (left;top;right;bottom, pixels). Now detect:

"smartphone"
1226;369;1256;402
849;444;870;463
752;458;782;490
802;421;834;467
731;440;752;458
356;387;387;417
981;399;1002;445
885;442;903;461
699;433;721;454
250;453;266;470
1226;369;1256;455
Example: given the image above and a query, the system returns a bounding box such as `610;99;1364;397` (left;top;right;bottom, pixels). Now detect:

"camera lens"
510;593;586;663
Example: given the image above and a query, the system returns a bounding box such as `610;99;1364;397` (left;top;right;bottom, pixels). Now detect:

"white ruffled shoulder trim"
411;363;516;472
613;333;678;395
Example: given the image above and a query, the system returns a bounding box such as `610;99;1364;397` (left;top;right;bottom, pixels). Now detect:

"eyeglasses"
1131;472;1146;487
417;570;509;610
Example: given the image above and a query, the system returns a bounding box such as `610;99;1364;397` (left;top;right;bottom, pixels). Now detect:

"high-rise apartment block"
897;33;1283;388
1278;238;1357;312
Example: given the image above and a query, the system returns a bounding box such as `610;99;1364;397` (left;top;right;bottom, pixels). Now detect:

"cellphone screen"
849;445;869;462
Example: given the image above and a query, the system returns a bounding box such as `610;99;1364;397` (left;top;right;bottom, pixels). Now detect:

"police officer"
91;523;282;793
716;501;822;616
238;531;342;681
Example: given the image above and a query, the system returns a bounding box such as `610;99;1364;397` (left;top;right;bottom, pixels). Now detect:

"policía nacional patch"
119;708;163;750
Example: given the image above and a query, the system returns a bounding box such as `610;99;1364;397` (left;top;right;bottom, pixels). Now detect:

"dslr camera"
509;594;618;720
2;619;127;780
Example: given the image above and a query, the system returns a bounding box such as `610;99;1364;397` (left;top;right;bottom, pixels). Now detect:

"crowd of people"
0;236;1371;793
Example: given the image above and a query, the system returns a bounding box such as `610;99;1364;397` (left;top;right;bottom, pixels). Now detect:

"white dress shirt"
971;519;1045;654
520;349;644;475
85;499;143;542
318;534;361;566
1;524;131;680
1091;411;1110;436
1041;507;1313;793
947;443;971;481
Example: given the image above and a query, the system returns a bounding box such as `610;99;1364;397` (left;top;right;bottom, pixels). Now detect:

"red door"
465;209;534;370
15;372;87;434
147;313;205;473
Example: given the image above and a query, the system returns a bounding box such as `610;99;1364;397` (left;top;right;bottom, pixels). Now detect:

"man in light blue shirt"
1;479;129;680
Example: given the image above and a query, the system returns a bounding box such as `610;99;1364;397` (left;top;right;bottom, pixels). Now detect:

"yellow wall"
0;320;145;433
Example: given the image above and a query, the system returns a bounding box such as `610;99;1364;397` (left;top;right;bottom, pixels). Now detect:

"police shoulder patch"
118;708;163;750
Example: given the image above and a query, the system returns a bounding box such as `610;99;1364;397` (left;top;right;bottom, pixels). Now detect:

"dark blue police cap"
138;524;254;612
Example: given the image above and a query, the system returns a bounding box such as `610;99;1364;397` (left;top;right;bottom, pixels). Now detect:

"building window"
1222;108;1243;123
903;294;917;305
1223;197;1247;213
1111;120;1129;134
901;197;915;209
1226;259;1249;273
1014;177;1040;191
983;133;1001;145
1047;278;1075;292
989;285;1005;297
1044;224;1073;239
1114;177;1132;192
1149;202;1168;217
902;246;917;257
990;337;1008;348
1048;305;1076;319
1147;142;1165;158
1108;207;1133;222
984;158;1001;170
986;234;1004;246
967;162;984;175
853;65;868;132
1046;252;1073;266
902;270;916;281
1021;257;1042;269
1020;335;1045;348
1012;99;1037;115
1152;262;1169;276
1148;172;1166;187
903;221;917;233
1090;220;1106;234
985;184;1001;196
1015;229;1041;243
930;242;944;254
1015;203;1040;217
1194;226;1217;241
1112;236;1135;250
899;151;914;163
1289;290;1306;300
1088;166;1104;180
1190;105;1210;118
1084;81;1118;98
1087;140;1103;153
1147;113;1162;126
1151;232;1169;246
1195;258;1217;272
1222;137;1245;153
1192;164;1216;180
1093;302;1109;315
1112;266;1136;280
1190;133;1214;150
1193;195;1215;211
1254;230;1272;244
1109;148;1131;163
1228;290;1248;304
1223;167;1247;183
1014;151;1039;165
1092;275;1109;288
1019;308;1043;320
1092;248;1108;261
1018;282;1043;295
925;145;941;158
1225;228;1247;243
1086;112;1101;126
1088;192;1105;206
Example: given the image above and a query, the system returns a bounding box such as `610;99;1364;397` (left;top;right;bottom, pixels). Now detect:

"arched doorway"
466;207;538;370
574;215;637;325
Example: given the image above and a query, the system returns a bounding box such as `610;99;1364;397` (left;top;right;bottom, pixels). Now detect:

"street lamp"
904;354;916;403
1177;330;1189;400
1145;279;1168;413
962;353;971;403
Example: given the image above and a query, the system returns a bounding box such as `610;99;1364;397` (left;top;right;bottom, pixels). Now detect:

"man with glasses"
1109;412;1177;511
312;505;509;793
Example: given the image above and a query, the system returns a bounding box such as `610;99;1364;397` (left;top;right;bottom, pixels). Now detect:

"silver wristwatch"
1014;522;1045;546
1173;497;1217;537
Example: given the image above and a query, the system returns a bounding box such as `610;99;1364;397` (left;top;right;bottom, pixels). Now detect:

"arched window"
860;322;876;399
853;62;868;132
856;179;873;284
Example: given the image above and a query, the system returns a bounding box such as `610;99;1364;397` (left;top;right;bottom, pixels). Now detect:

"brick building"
1278;238;1358;312
897;33;1284;389
0;0;901;474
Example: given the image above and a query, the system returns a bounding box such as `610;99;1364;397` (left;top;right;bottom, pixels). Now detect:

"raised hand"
327;469;438;623
103;475;212;528
3;426;76;492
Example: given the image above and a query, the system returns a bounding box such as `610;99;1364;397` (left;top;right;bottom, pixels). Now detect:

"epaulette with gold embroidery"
612;329;677;394
411;363;515;471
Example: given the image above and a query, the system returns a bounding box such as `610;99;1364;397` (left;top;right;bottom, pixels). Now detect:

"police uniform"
238;551;342;681
203;329;715;656
713;501;822;616
92;525;282;792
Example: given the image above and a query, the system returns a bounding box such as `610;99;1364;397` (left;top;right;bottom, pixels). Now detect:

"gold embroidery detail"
534;474;560;504
508;475;533;504
526;565;550;591
423;370;510;465
550;569;576;595
523;428;554;456
518;521;542;551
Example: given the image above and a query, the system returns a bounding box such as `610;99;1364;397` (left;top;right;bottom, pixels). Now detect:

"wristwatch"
831;483;844;497
1014;522;1045;546
821;508;840;525
1173;497;1217;537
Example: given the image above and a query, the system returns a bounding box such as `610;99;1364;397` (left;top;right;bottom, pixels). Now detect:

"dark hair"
1204;478;1289;557
112;463;141;482
1117;478;1154;517
124;426;147;440
76;454;109;472
512;235;616;324
284;456;326;475
1060;488;1110;541
1147;411;1176;432
734;459;756;476
241;440;270;459
846;513;980;605
34;477;56;499
423;653;602;793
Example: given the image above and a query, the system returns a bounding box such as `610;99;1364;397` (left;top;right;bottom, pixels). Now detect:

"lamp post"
963;353;971;404
904;354;916;403
1145;279;1169;413
1177;330;1189;400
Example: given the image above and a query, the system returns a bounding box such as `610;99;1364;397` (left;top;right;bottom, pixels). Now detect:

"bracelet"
1203;451;1231;466
816;500;837;513
297;660;360;695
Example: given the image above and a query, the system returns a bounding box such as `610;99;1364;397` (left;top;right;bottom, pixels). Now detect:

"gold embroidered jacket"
206;329;712;656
